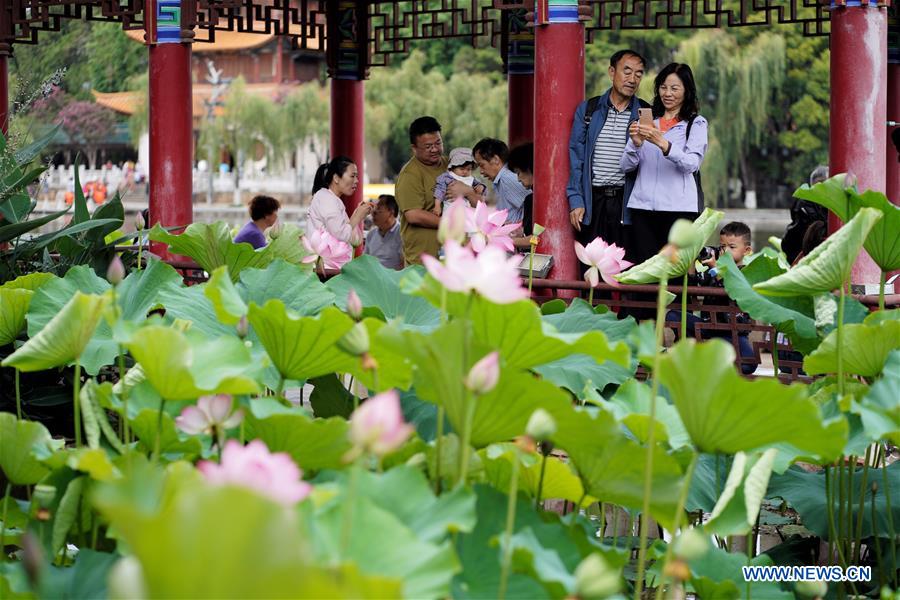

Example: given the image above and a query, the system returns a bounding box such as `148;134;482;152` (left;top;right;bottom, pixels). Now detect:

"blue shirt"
233;221;267;249
493;165;529;223
365;221;403;270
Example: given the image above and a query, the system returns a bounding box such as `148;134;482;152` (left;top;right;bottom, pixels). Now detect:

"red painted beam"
148;43;194;258
829;4;888;284
534;23;583;290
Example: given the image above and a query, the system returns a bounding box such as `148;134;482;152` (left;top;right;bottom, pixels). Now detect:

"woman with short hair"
234;195;281;249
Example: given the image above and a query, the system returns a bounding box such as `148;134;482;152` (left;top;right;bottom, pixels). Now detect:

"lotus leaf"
795;176;900;271
3;291;110;372
705;449;777;536
658;339;846;460
204;266;247;325
0;413;56;485
125;325;261;400
247;300;359;381
753;207;882;296
852;350;900;445
616;208;724;283
482;445;595;506
803;312;900;377
327;255;440;330
149;221;307;281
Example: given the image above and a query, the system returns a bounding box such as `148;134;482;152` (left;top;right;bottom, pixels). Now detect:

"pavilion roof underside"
1;0;834;58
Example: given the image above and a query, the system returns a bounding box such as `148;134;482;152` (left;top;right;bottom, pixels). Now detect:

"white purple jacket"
621;115;708;213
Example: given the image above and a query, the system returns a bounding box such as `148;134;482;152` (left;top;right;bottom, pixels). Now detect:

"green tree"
85;23;147;93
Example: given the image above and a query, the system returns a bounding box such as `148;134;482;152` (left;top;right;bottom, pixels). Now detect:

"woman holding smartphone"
620;62;708;264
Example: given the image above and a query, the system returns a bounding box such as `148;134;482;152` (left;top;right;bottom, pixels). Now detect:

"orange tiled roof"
124;28;321;51
93;82;314;119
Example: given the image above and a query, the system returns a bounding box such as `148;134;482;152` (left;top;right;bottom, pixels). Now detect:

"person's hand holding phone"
628;122;644;147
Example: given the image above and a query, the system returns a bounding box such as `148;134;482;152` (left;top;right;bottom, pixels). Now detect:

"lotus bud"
234;315;249;339
106;255;125;285
574;553;621;599
465;351;500;395
673;527;708;561
794;580;828;599
438;198;468;244
525;408;556;441
134;213;144;231
346;289;363;320
337;322;370;356
667;219;698;249
32;484;56;509
663;558;691;582
108;556;149;600
840;172;858;191
532;223;545;236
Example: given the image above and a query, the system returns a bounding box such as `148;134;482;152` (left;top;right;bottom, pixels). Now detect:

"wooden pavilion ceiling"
0;0;834;56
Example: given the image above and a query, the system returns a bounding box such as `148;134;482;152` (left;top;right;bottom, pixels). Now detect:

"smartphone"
638;108;653;126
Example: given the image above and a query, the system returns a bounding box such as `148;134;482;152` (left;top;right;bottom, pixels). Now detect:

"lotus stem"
434;407;445;494
588;285;594;307
634;272;669;600
845;455;855;564
457;391;477;488
882;446;898;587
73;359;82;448
837;458;846;565
825;466;848;567
137;239;144;272
654;451;699;600
340;461;361;560
625;511;636;555
570;491;587;534
535;448;548;511
14;369;21;420
680;272;688;340
837;283;846;398
771;334;779;378
872;482;886;589
1;482;11;562
274;375;285;403
853;447;872;566
152;397;166;463
498;449;520;600
879;270;886;312
117;347;129;446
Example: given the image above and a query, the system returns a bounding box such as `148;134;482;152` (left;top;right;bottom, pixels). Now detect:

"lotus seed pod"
525;408;557;441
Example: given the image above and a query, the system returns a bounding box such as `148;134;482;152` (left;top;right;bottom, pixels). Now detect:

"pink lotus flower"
574;237;633;288
466;201;519;253
348;390;414;458
465;351;500;395
439;198;468;245
176;394;243;435
301;228;352;270
423;241;528;304
198;439;312;506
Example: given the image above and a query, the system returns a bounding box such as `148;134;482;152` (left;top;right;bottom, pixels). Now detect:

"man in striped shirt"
566;50;649;258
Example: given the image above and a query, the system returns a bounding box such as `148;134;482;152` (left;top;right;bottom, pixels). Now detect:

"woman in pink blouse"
306;156;372;246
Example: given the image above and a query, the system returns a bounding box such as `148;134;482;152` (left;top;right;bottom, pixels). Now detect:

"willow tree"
677;31;786;207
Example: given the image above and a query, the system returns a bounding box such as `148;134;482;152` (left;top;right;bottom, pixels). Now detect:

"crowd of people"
230;47;831;307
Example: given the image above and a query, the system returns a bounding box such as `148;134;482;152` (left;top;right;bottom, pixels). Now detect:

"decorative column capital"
143;0;195;45
830;0;891;9
326;0;369;81
534;0;591;25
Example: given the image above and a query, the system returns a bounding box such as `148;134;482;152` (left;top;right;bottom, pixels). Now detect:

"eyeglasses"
417;140;443;152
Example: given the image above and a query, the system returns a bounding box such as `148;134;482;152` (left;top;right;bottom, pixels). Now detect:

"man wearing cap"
432;147;488;216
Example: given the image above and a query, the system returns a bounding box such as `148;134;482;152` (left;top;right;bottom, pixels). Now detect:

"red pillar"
829;2;888;284
148;43;194;257
888;64;899;206
508;74;534;148
534;23;583;286
330;78;365;216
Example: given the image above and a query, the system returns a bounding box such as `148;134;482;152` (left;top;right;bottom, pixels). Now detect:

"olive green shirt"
395;155;449;265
